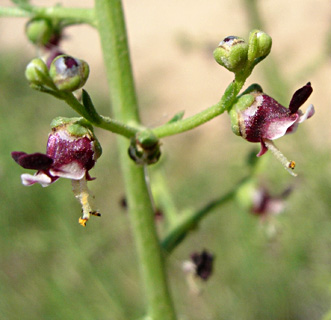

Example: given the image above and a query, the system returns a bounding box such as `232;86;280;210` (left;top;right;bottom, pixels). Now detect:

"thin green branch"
161;176;250;253
151;80;239;139
58;91;139;138
0;5;96;27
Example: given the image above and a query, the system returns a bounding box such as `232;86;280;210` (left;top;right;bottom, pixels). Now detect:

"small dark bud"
128;131;161;165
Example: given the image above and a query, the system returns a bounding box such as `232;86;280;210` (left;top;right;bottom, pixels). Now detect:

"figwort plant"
1;1;322;319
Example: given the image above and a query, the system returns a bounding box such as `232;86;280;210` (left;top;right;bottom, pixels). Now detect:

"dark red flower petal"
191;250;214;281
289;82;313;114
11;151;27;163
11;152;53;170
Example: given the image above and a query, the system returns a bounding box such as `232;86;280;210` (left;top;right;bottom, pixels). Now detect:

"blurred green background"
1;0;330;319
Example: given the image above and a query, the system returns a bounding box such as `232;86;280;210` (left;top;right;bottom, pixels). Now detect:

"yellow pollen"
288;161;296;169
78;217;88;227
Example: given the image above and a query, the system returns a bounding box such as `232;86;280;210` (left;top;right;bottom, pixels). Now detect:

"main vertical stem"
94;1;176;319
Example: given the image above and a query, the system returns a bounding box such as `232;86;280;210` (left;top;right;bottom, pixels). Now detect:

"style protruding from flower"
11;117;102;226
49;55;90;92
230;82;315;176
128;130;161;165
213;36;248;73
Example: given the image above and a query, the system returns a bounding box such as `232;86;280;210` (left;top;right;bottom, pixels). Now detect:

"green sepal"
51;116;93;135
229;94;255;136
137;130;159;149
82;90;102;124
167;111;185;124
238;83;263;98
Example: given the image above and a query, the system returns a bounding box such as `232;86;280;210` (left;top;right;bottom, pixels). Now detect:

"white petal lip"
286;104;315;135
264;114;299;140
49;162;86;180
298;104;315;123
21;173;53;187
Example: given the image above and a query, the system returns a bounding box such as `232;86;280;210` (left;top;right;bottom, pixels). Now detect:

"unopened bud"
25;18;53;46
128;131;161;165
248;30;272;62
25;58;53;87
49;55;89;92
213;36;248;73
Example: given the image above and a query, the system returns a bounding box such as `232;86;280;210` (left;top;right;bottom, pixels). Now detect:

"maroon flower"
11;117;102;226
251;186;292;218
230;82;314;175
183;250;214;281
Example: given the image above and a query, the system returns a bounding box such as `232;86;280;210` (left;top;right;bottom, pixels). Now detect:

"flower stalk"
95;0;176;319
0;5;96;27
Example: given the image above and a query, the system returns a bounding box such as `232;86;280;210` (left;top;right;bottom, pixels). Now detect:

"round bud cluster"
213;30;272;73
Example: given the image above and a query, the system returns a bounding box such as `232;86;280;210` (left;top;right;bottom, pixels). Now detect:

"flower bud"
49;55;89;92
248;30;272;62
128;131;161;165
213;36;248;73
25;18;53;46
25;58;53;87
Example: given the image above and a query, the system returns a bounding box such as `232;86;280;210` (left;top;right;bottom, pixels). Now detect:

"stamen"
72;178;100;226
263;139;297;177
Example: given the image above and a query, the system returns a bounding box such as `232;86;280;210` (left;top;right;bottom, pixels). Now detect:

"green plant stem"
0;5;96;26
95;1;176;319
58;92;138;138
152;80;241;139
161;177;250;253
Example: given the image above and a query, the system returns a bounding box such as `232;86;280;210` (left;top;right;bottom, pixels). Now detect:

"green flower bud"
213;36;248;73
25;58;53;87
49;55;89;92
128;131;161;165
25;18;53;46
248;30;272;62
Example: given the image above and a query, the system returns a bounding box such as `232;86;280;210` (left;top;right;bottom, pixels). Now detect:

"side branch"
0;6;96;26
